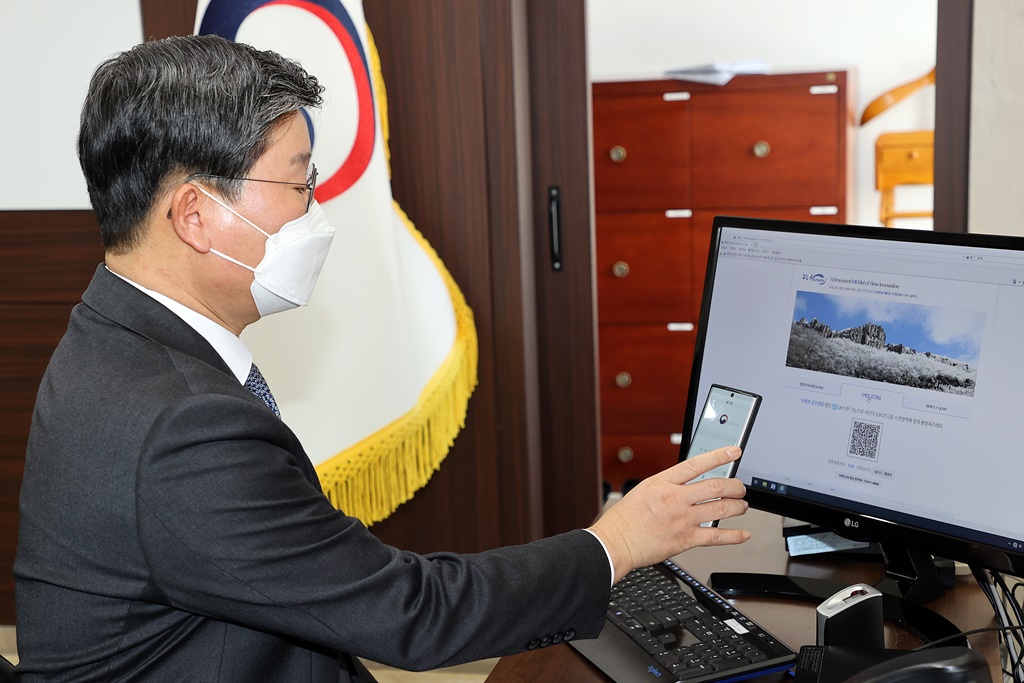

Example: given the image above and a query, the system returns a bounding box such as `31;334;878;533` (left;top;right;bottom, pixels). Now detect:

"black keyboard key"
715;655;749;672
675;663;713;680
609;607;631;623
653;609;680;629
654;651;680;668
632;610;665;634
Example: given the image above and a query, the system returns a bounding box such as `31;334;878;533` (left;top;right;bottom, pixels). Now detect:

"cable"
992;571;1024;682
988;572;1023;682
995;572;1024;642
913;624;1024;652
969;566;1024;682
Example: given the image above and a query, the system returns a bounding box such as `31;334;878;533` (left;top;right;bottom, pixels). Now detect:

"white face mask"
196;186;336;317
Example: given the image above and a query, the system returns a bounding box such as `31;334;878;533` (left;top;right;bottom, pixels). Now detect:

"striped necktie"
244;363;281;418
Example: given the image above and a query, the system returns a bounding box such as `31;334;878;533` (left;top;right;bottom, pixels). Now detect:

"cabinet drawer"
593;92;691;211
876;131;934;188
691;87;840;208
602;434;681;490
599;325;695;434
596;212;697;325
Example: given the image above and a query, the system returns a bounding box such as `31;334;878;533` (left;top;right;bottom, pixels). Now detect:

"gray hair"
78;34;323;253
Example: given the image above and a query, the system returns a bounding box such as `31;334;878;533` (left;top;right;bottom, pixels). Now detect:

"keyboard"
570;560;798;682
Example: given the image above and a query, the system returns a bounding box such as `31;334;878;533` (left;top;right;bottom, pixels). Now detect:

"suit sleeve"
135;393;610;669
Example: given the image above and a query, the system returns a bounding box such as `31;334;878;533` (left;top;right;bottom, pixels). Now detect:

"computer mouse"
843;646;991;683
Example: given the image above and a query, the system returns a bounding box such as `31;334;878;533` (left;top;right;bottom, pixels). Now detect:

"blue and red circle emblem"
198;0;376;203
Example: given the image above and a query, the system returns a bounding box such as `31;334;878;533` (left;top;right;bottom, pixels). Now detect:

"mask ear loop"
208;248;258;273
193;185;271;272
193;185;273;238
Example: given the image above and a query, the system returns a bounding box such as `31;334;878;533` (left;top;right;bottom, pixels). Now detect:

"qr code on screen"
848;419;882;461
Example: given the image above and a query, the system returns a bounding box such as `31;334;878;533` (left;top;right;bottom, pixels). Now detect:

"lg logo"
844;518;860;529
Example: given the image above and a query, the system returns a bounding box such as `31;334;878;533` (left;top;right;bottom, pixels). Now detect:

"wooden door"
364;0;600;547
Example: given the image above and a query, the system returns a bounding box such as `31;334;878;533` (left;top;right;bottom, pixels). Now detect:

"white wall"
968;0;1024;236
0;0;142;210
1;1;937;226
9;2;1016;236
586;0;938;228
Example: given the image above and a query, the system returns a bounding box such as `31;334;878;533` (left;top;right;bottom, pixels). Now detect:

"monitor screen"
683;216;1024;582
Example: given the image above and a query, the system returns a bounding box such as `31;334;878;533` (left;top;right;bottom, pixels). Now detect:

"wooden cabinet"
593;72;852;491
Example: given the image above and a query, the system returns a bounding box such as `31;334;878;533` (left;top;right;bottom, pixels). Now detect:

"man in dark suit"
14;34;751;681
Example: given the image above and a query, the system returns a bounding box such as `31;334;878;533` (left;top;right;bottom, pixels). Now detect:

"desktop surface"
486;509;1001;683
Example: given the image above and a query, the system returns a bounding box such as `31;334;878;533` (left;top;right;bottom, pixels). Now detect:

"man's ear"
168;183;213;253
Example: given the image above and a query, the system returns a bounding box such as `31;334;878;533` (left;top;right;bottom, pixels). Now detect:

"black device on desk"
793;645;991;683
682;216;1024;641
570;560;797;682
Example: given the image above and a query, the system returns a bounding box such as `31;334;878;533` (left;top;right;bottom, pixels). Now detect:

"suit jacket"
15;265;610;682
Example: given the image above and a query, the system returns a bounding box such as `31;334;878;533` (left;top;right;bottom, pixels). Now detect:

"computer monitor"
682;216;1024;638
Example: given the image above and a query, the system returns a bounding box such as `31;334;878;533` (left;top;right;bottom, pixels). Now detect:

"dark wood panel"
363;0;507;554
478;0;544;543
0;211;102;303
140;0;197;40
592;93;690;212
526;0;602;536
368;0;600;547
933;0;972;234
595;212;696;325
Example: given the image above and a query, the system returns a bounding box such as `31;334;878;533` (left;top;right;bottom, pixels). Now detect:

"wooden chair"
875;129;934;227
861;68;935;227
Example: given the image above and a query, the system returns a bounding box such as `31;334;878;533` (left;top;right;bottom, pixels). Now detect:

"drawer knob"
609;145;627;163
617;446;634;463
907;150;920;160
612;261;630;278
615;371;632;388
752;140;771;158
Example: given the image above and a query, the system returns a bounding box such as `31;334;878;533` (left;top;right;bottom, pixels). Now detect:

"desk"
487;509;1001;682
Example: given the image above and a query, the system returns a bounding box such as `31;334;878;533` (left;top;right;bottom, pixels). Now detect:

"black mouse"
844;646;991;683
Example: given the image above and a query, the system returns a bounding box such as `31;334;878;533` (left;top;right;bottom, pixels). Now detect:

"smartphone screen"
684;384;761;484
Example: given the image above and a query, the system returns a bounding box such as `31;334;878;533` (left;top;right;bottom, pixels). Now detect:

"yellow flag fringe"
313;26;479;525
314;211;478;524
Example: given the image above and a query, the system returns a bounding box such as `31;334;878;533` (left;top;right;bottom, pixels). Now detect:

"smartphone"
683;384;761;525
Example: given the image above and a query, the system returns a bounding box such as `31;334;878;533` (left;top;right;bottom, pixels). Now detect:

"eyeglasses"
188;163;318;211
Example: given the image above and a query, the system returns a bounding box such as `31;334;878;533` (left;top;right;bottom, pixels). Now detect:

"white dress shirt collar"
106;267;252;384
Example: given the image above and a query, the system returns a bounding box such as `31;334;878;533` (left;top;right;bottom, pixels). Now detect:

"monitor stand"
707;544;966;646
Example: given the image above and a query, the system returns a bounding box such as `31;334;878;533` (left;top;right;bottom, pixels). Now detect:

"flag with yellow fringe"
195;0;477;525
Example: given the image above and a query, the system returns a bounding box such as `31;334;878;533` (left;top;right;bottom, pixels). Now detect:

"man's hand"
588;447;750;583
